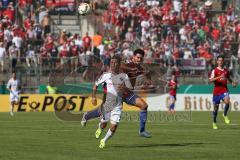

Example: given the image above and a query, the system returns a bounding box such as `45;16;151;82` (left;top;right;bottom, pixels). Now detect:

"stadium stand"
0;0;239;93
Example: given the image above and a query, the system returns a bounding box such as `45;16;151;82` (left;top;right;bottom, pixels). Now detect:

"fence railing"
0;56;239;93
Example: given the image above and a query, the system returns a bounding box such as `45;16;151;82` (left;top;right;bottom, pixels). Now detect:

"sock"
10;104;13;113
212;110;218;123
85;107;101;121
224;104;229;116
139;110;147;132
169;103;175;110
103;129;113;142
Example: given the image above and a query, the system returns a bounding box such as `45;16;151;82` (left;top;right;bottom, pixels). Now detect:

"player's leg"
9;94;15;116
81;94;106;126
212;95;221;129
169;96;176;113
10;101;14;116
212;104;219;129
99;107;121;148
222;93;230;124
99;123;118;148
128;95;151;138
95;114;108;139
81;106;102;126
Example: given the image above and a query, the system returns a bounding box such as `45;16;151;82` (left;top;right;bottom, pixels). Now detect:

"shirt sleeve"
95;73;108;86
7;79;11;89
210;69;215;79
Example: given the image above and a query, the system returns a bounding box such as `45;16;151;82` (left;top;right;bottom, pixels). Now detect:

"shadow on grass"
112;142;217;148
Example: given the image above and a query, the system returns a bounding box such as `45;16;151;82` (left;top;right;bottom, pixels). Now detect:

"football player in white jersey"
7;72;20;116
92;55;133;148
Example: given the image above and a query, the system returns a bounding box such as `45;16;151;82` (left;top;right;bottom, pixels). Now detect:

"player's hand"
220;74;225;79
92;97;97;106
232;81;237;88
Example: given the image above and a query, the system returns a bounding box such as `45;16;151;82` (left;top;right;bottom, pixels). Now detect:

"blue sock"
139;110;147;132
85;107;101;121
169;103;175;110
212;110;218;123
224;104;229;116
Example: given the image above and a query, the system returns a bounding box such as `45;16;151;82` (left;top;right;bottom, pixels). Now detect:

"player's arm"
123;74;133;90
92;73;107;105
6;80;11;93
92;84;98;106
209;70;224;83
227;71;237;87
120;62;137;73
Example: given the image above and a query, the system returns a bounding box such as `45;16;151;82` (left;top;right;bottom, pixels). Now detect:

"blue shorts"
124;91;140;106
213;92;229;105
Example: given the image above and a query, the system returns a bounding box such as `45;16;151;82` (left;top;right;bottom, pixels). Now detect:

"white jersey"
7;78;20;94
95;72;132;111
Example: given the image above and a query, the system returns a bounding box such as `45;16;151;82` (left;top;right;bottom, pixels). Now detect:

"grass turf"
0;111;240;160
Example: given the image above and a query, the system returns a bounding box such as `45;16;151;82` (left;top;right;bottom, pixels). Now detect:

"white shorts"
10;93;19;102
101;106;122;125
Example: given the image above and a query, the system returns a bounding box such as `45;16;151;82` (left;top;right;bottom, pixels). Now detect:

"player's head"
133;49;145;65
110;55;121;73
12;71;16;79
217;55;224;67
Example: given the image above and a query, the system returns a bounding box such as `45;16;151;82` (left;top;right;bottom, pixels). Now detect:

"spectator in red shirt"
82;32;92;50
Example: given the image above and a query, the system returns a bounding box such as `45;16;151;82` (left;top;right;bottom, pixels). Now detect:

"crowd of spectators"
99;0;240;68
0;0;240;81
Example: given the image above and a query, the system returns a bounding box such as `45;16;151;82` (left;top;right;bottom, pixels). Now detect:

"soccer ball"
78;3;91;15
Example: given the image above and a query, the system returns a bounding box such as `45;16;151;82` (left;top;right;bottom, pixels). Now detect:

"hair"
217;55;224;60
133;49;145;57
111;55;122;65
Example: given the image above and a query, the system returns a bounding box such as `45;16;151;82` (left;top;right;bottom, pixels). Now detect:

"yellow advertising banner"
0;94;140;112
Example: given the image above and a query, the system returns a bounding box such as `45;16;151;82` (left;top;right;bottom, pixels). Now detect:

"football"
78;3;91;15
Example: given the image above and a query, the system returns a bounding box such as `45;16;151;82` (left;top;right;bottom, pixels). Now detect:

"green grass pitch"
0;112;240;160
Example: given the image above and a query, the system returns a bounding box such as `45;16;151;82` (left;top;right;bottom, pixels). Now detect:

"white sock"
103;129;113;142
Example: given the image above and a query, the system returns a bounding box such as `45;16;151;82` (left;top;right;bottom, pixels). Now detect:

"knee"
213;105;219;111
139;100;148;110
110;125;118;133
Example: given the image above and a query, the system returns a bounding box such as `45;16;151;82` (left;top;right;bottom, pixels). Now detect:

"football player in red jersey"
168;74;177;113
209;55;237;129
